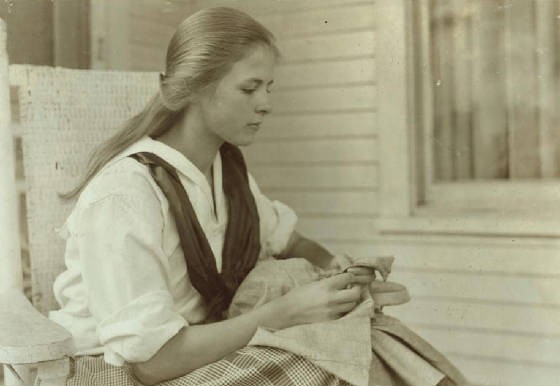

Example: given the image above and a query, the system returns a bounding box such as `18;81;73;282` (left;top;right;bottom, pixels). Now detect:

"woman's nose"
255;90;272;114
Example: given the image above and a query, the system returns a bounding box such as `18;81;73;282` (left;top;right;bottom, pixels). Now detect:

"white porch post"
1;17;27;386
0;18;23;292
375;0;413;217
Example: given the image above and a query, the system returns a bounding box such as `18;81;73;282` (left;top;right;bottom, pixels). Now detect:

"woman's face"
196;44;276;147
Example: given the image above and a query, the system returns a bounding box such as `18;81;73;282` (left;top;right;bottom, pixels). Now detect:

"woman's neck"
157;113;222;177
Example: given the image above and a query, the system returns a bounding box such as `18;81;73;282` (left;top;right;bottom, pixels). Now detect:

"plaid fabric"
60;346;350;386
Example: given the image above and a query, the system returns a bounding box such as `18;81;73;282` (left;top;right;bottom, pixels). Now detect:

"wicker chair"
0;19;159;385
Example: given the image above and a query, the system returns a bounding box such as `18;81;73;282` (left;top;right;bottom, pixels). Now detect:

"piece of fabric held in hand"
129;143;261;321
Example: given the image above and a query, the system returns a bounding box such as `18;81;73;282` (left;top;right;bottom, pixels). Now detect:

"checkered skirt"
62;346;351;386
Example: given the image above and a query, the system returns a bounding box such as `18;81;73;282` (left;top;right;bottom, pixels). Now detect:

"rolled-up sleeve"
248;173;298;257
77;191;187;365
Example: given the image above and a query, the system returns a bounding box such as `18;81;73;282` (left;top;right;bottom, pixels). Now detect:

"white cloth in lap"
228;258;464;386
49;136;297;366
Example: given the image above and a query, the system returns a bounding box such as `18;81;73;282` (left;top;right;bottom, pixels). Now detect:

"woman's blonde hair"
62;7;279;199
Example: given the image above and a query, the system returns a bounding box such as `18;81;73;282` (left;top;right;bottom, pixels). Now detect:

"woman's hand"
267;272;374;329
345;256;394;282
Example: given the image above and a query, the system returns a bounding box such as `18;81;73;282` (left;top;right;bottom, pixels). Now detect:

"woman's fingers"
326;272;357;289
332;301;359;315
345;266;373;276
334;286;362;303
344;267;376;285
347;264;391;282
352;273;376;285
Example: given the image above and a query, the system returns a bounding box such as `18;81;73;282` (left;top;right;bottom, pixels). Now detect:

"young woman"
49;7;467;386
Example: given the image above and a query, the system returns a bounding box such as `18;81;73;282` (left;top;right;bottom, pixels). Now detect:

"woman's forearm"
132;300;288;385
279;231;335;269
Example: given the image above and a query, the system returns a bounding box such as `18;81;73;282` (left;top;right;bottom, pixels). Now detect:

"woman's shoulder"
77;156;164;210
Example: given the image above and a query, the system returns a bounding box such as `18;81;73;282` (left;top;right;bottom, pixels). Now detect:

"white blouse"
49;136;297;366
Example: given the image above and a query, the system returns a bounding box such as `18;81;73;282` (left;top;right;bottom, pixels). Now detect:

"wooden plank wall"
121;0;379;241
338;235;560;386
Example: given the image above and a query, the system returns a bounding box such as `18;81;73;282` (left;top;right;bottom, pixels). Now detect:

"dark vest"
129;143;261;321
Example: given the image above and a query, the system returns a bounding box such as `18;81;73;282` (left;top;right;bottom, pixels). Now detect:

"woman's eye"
242;88;256;94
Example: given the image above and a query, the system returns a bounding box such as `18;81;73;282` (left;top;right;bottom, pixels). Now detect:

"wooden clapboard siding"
298;218;377;240
183;1;379;244
271;85;375;113
278;31;376;63
330;237;560;275
325;235;560;386
126;2;377;69
258;112;377;140
390;271;560;306
267;191;378;217
251;164;377;190
391;299;560;337
414;326;559;367
275;58;376;89
257;3;376;38
244;137;377;164
447;355;560;386
190;0;375;16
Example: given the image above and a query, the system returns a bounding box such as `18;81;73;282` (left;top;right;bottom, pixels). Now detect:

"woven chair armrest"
0;289;74;365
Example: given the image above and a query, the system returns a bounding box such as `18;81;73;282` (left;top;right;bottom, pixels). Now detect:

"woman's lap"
64;346;349;386
62;318;466;386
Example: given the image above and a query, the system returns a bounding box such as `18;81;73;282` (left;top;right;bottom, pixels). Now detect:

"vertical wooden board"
375;0;411;217
431;0;455;181
90;0;131;70
130;44;165;71
0;0;54;65
0;15;23;291
53;0;90;69
472;0;508;179
505;0;539;178
416;0;434;204
129;18;175;48
535;0;559;178
451;0;473;179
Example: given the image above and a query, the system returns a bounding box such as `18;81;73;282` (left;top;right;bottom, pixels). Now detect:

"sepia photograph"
0;1;559;385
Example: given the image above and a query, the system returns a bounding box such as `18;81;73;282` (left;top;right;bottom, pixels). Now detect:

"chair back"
12;65;159;314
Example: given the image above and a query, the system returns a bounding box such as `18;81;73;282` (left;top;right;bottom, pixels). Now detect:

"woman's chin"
231;132;258;147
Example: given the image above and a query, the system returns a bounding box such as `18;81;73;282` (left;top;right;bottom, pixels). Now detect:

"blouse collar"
113;136;222;199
